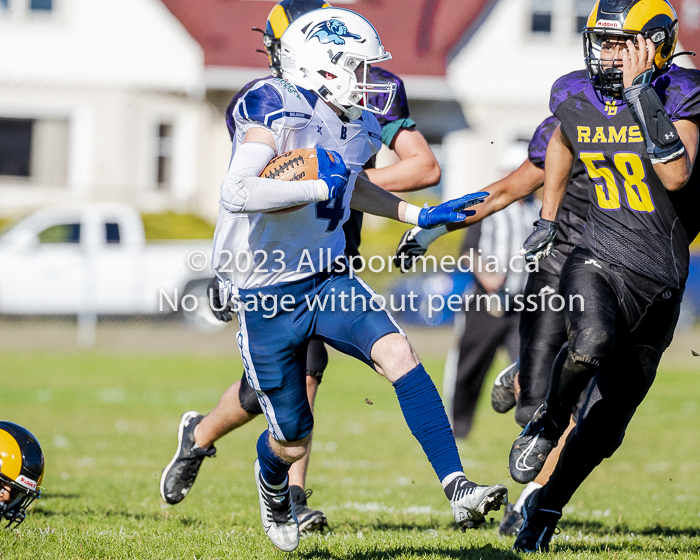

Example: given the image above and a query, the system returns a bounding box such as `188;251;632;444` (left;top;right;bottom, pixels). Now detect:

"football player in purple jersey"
508;0;700;551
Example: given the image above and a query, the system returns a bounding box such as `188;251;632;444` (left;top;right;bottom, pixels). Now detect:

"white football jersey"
212;77;382;290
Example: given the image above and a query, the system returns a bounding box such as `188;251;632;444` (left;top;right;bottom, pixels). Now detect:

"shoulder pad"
370;66;410;124
655;65;700;122
550;70;588;114
237;79;314;129
528;115;560;169
226;77;269;140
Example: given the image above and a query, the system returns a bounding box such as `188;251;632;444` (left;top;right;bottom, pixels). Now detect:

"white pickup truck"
0;203;218;327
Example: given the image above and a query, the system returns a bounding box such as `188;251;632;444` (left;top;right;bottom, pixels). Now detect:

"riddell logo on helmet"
16;475;37;491
595;20;622;28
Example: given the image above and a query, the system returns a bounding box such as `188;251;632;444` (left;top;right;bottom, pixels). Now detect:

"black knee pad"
239;373;263;415
570;326;613;364
306;339;328;382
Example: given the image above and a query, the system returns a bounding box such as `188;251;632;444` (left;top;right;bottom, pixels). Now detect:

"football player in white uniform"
161;0;443;534
166;8;506;552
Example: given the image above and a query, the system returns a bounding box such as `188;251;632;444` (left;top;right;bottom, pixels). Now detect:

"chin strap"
667;51;696;64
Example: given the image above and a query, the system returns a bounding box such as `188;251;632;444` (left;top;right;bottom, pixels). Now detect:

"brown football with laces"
260;148;333;215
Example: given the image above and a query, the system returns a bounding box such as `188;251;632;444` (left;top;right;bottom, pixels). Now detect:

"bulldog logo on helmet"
307;19;362;45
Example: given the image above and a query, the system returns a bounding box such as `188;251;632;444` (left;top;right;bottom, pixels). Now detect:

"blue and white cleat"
451;483;509;530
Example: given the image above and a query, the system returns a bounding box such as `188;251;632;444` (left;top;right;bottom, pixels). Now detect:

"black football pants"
539;248;682;512
516;269;569;427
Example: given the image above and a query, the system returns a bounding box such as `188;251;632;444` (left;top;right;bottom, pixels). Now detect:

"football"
260;147;327;214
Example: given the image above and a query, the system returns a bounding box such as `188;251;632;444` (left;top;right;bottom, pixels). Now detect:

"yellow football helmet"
0;421;44;529
258;0;331;77
583;0;678;97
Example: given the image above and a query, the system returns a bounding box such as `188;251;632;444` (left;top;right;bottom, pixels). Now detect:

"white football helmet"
279;8;396;120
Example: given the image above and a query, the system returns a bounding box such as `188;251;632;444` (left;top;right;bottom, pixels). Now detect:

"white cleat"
451;484;509;531
254;459;299;552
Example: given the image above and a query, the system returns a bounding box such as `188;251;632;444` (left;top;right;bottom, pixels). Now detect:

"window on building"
156;123;173;190
38;223;80;244
29;0;52;11
575;0;597;33
105;223;121;244
0;117;69;185
0;0;8;15
0;119;32;178
531;0;553;34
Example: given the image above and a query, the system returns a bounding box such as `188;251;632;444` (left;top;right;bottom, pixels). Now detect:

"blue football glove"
316;146;350;200
520;218;559;263
417;192;488;230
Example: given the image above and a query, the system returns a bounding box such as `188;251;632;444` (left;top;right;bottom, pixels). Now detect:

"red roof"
160;0;495;77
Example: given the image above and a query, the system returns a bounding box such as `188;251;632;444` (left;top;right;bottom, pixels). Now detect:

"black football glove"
393;225;451;273
207;276;234;322
394;227;426;273
521;218;559;263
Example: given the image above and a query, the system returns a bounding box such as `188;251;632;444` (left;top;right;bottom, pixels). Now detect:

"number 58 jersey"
551;65;700;289
212;77;382;290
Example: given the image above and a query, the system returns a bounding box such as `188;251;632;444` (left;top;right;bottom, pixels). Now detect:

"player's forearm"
221;175;327;213
349;174;403;221
220;142;327;213
653;151;693;191
651;119;699;192
541;128;573;221
364;155;441;192
446;160;545;232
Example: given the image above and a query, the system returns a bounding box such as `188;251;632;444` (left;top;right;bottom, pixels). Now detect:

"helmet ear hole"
318;70;337;80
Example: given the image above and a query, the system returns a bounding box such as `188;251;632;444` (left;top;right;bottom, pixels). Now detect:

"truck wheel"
181;279;228;332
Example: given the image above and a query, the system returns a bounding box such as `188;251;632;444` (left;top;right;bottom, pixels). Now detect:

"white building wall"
0;0;202;94
443;0;696;200
444;0;589;199
0;0;208;217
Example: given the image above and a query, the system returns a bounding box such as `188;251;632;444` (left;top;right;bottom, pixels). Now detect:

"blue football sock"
256;430;291;487
393;364;463;483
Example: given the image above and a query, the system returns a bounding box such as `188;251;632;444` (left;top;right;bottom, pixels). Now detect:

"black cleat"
160;411;216;505
290;486;328;533
509;406;561;484
491;361;518;413
498;502;524;536
512;489;561;553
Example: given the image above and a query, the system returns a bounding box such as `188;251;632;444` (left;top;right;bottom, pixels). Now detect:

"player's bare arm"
446;159;545;232
651;118;700;190
540;126;574;222
364;128;441;192
243;126;277;151
519;126;572;263
622;34;698;191
395;151;543;272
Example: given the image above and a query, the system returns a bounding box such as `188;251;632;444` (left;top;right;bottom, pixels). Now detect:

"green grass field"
2;350;700;559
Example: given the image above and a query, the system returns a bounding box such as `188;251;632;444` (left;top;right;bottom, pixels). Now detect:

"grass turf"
1;351;700;559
